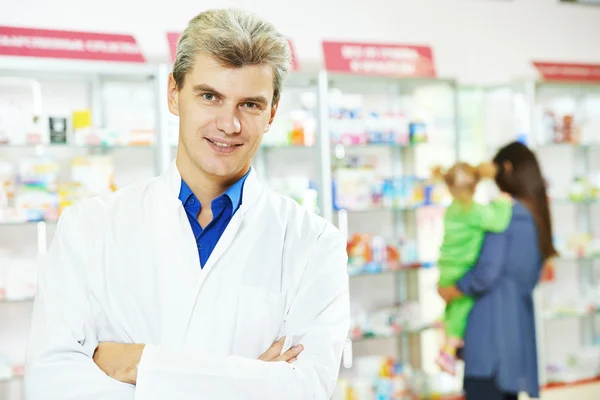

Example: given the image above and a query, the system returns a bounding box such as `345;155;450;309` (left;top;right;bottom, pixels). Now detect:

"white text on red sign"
341;45;420;61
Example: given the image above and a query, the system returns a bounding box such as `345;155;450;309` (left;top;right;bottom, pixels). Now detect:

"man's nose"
216;106;241;135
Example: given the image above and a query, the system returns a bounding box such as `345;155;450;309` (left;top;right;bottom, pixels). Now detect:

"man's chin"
198;161;239;178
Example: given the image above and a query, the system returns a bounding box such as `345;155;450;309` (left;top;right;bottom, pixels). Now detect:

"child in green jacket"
434;162;512;375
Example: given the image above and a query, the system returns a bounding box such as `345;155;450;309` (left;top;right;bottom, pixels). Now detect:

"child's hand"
497;192;513;202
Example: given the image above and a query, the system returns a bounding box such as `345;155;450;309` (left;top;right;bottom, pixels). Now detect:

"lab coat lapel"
157;163;266;343
191;168;264;292
151;161;201;345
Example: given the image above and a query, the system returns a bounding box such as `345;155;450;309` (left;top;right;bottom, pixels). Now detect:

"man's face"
168;53;278;179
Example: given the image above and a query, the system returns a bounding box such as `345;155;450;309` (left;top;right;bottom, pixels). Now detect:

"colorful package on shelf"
57;182;88;214
72;109;126;147
265;117;293;147
263;110;315;148
540;109;584;145
553;233;600;259
71;109;94;145
409;121;428;144
374;359;412;399
18;157;59;187
290;110;316;147
568;176;599;201
546;347;600;385
331;112;368;146
346;234;402;274
14;184;58;222
12;157;60;221
70;156;117;197
336;357;461;400
390;113;410;145
48;116;68;144
0;161;15;208
330;112;413;146
349;303;434;342
119;129;155;147
334;167;378;211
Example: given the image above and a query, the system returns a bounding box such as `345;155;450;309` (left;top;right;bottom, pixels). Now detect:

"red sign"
322;41;436;78
533;61;600;83
166;32;299;71
287;40;299;72
0;26;145;63
166;32;180;63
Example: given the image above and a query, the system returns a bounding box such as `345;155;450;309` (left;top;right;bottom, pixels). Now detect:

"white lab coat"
24;161;350;400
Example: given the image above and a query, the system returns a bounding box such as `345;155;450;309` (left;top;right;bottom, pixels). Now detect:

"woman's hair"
432;162;496;203
493;142;557;260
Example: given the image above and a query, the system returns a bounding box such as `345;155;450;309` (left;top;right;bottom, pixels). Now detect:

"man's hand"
93;342;144;385
259;337;303;363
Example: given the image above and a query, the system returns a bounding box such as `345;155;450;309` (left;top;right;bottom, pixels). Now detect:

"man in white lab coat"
25;8;350;400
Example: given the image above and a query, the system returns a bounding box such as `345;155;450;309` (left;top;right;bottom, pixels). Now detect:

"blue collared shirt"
178;170;249;268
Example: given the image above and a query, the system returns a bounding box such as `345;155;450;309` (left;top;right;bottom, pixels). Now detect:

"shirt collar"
224;168;250;212
178;179;195;205
178;168;251;212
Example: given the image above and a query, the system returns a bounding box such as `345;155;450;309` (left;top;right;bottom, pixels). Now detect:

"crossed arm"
25;210;350;400
92;337;303;384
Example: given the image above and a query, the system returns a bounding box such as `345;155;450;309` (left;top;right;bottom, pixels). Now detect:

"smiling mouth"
206;138;243;148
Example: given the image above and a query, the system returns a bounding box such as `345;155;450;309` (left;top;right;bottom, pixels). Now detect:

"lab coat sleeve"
134;224;350;400
456;231;508;297
25;206;135;400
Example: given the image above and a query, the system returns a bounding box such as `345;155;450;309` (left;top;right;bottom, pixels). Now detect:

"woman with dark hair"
438;141;557;400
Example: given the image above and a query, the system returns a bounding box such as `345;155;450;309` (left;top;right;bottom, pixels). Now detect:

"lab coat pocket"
232;285;287;359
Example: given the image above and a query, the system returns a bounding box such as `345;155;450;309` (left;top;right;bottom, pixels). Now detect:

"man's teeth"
212;140;233;148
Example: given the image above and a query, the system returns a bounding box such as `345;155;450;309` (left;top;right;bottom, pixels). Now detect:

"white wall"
1;0;600;84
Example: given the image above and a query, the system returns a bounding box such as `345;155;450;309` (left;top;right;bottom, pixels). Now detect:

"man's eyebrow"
241;95;269;106
192;84;224;97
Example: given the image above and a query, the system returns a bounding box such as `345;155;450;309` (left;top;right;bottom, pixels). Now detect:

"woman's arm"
455;231;509;297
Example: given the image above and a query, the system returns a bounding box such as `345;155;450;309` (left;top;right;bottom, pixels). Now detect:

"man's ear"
167;74;180;117
503;160;513;175
265;100;279;133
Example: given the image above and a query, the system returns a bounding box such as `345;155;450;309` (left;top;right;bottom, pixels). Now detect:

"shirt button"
187;198;195;206
197;243;202;249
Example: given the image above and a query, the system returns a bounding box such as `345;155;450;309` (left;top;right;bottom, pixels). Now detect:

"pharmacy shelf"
536;142;600;151
529;79;600;389
419;394;464;400
0;365;24;383
543;375;600;390
0;220;57;226
331;142;420;149
543;307;600;320
550;198;600;205
555;255;600;262
348;262;426;277
0;143;154;150
350;322;443;343
338;204;447;213
0;299;34;304
262;144;315;150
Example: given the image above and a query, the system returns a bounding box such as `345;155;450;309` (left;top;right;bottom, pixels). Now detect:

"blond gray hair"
173;8;292;104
